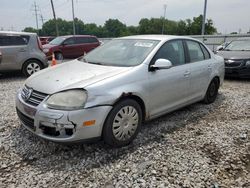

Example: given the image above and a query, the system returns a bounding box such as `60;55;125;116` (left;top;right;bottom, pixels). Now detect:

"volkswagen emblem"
23;88;33;101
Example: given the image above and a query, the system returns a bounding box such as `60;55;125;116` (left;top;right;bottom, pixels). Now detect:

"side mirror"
216;45;224;51
150;59;172;71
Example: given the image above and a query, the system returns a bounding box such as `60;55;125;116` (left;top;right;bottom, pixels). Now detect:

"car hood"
217;50;250;60
25;59;132;94
43;44;57;49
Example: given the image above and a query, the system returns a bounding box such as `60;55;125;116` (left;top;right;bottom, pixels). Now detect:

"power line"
71;0;76;35
40;14;45;26
31;1;39;30
50;0;59;36
38;7;46;26
162;4;167;34
201;0;207;35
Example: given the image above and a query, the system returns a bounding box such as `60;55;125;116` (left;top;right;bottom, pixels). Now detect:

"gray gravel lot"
0;74;249;188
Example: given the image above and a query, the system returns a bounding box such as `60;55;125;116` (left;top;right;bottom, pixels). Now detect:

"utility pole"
201;0;207;35
161;4;167;34
39;8;45;27
71;0;76;35
32;1;39;31
40;14;45;26
50;0;59;36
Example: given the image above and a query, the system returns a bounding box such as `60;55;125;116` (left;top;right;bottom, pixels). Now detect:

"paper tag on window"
135;42;153;47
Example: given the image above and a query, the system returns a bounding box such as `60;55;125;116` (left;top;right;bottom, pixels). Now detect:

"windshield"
224;40;250;51
49;37;66;45
82;39;159;67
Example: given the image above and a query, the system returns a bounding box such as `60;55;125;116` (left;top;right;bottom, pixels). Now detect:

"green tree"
23;27;38;33
176;20;187;35
23;15;217;37
188;15;217;35
104;19;127;37
205;19;217;34
138;18;162;34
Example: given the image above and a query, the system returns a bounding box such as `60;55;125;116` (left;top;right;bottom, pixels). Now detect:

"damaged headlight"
46;89;87;110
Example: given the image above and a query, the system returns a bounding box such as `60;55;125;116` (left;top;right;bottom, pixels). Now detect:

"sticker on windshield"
134;42;153;48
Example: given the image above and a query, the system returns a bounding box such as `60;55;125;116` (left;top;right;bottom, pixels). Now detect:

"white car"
16;35;224;147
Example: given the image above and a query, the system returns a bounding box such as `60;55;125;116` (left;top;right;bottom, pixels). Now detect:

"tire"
22;59;43;77
203;78;219;104
55;52;63;60
103;99;142;147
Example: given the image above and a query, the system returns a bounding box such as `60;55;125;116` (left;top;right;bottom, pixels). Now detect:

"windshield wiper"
88;62;104;65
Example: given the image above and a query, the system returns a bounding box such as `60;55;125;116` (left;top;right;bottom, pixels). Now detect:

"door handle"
19;48;26;52
184;71;191;77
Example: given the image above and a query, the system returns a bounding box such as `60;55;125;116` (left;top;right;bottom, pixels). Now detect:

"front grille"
21;86;48;106
224;59;243;68
16;108;35;131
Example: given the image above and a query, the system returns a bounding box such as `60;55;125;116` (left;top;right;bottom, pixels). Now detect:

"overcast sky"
1;0;250;34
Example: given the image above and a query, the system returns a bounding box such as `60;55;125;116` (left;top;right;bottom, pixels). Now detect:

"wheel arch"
22;58;44;70
211;76;220;86
113;93;147;122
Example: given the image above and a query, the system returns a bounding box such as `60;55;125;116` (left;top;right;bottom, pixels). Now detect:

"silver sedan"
16;35;224;147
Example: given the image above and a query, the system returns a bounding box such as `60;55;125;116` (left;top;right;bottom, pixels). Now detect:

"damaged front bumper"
15;90;112;143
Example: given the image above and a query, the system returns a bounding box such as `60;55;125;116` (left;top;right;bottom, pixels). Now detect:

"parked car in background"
0;31;48;77
216;38;250;78
216;41;230;51
16;35;224;147
42;35;100;60
39;36;55;45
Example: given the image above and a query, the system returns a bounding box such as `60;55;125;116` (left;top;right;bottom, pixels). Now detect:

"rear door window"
76;37;89;44
0;35;29;46
186;40;205;62
200;44;211;59
88;37;98;43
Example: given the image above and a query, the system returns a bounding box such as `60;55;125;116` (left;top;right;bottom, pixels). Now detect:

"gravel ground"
0;74;249;188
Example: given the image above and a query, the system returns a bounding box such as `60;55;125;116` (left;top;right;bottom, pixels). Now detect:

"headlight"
246;60;250;67
43;49;49;53
46;90;87;110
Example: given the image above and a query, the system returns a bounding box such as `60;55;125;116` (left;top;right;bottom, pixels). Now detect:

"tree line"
23;15;217;37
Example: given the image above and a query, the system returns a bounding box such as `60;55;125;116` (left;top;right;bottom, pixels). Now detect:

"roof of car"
234;37;250;41
58;35;96;38
0;31;37;36
119;35;194;41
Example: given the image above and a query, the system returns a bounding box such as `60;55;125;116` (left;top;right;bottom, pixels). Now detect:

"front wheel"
203;78;219;104
55;52;63;60
103;99;142;147
22;60;43;77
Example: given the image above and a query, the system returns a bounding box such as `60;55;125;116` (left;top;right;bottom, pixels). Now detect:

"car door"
85;37;100;53
184;40;212;101
76;37;99;56
0;35;28;70
147;40;190;118
61;37;78;58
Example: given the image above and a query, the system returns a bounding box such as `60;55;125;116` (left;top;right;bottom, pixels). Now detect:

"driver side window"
63;37;75;45
152;40;185;66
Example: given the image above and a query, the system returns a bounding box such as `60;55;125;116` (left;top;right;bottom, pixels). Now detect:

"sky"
0;0;250;34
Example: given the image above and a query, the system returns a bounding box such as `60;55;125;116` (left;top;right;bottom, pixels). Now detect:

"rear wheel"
103;99;142;147
22;59;43;77
203;78;219;104
55;52;63;60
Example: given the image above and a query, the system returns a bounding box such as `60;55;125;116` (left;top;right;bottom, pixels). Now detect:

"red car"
42;35;100;60
39;36;55;45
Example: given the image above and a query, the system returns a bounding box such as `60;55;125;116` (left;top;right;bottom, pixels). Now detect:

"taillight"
37;37;43;51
